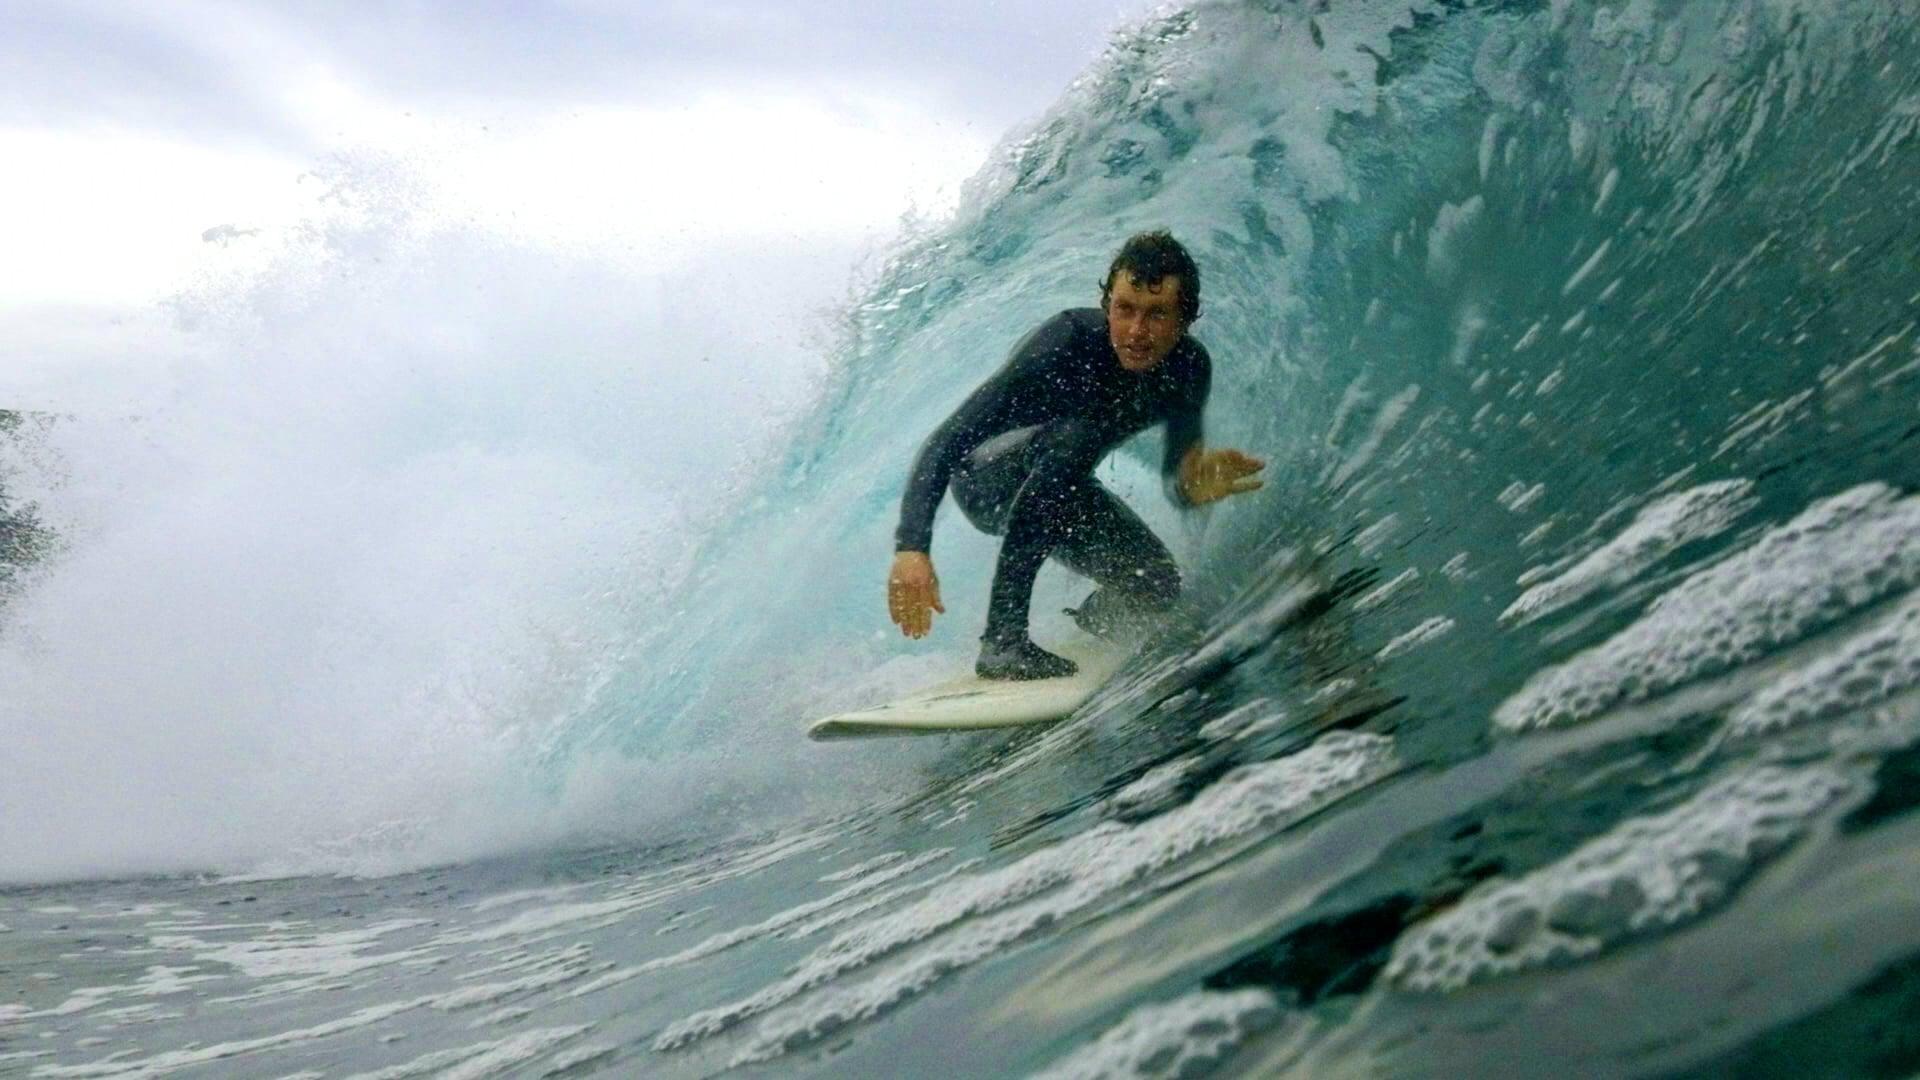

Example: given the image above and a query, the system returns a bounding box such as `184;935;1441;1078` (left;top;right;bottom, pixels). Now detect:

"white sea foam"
1497;484;1920;731
149;919;431;983
429;945;597;1012
1108;758;1202;818
654;732;1394;1056
1354;567;1419;612
35;997;434;1077
820;850;909;884
542;1043;617;1075
1030;988;1280;1080
1427;196;1486;284
1306;679;1357;706
1561;237;1613;296
27;963;221;1022
1727;588;1920;738
1377;617;1455;661
776;859;984;943
345;1025;590;1080
1198;698;1286;741
1387;764;1850;991
438;829;829;946
1825;695;1920;757
1354;511;1404;555
1503;480;1756;626
1324;387;1420;494
1498;481;1546;513
1185;578;1322;670
560;849;950;1000
470;1004;533;1029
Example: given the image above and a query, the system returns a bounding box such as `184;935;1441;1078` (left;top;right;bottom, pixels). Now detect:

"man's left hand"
1179;446;1265;505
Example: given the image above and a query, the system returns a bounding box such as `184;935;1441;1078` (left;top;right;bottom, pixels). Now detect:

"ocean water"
5;0;1920;1076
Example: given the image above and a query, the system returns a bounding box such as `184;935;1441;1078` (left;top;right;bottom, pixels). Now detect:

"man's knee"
1072;565;1178;639
1099;559;1179;609
1133;561;1181;607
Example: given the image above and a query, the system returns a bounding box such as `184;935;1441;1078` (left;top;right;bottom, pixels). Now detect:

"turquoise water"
5;1;1920;1075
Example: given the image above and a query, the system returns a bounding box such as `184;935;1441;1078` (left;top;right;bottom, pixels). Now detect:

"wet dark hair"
1099;230;1201;324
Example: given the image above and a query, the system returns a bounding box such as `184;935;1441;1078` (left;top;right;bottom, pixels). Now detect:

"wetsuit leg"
1049;487;1181;638
950;425;1036;535
979;419;1179;645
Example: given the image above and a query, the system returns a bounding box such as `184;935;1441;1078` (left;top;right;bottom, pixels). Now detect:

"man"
887;231;1265;680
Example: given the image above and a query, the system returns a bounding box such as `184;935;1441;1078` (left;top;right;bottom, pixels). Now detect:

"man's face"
1105;272;1186;372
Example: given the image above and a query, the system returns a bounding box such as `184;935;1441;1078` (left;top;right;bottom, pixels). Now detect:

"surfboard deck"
807;641;1125;741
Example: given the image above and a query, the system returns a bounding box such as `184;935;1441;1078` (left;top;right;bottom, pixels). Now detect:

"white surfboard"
807;641;1126;741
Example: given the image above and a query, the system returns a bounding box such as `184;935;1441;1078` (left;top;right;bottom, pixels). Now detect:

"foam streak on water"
1031;988;1280;1080
1386;764;1853;992
1497;486;1920;733
657;731;1393;1057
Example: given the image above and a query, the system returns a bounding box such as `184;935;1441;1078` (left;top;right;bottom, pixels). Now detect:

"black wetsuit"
896;307;1211;645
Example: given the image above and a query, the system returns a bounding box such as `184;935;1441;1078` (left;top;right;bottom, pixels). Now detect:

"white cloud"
0;0;1162;403
0;87;982;316
432;95;987;254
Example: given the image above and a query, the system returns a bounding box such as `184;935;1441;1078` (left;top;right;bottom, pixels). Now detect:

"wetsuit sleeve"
894;313;1078;552
1162;344;1212;507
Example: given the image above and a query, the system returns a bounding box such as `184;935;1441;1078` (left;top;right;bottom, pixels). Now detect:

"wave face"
590;0;1920;766
5;1;1920;1075
550;0;1920;1072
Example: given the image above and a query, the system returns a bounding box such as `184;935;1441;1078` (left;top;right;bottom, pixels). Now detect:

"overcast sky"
1;0;1164;405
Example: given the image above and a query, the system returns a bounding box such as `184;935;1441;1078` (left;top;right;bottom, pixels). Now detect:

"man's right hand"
888;551;944;638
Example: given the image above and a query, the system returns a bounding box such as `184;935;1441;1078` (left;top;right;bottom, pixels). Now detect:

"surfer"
887;231;1265;680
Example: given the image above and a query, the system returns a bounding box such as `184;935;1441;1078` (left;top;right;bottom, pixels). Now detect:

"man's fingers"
888;582;941;637
1204;450;1263;478
889;582;917;635
1183;450;1268;504
1227;452;1264;474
